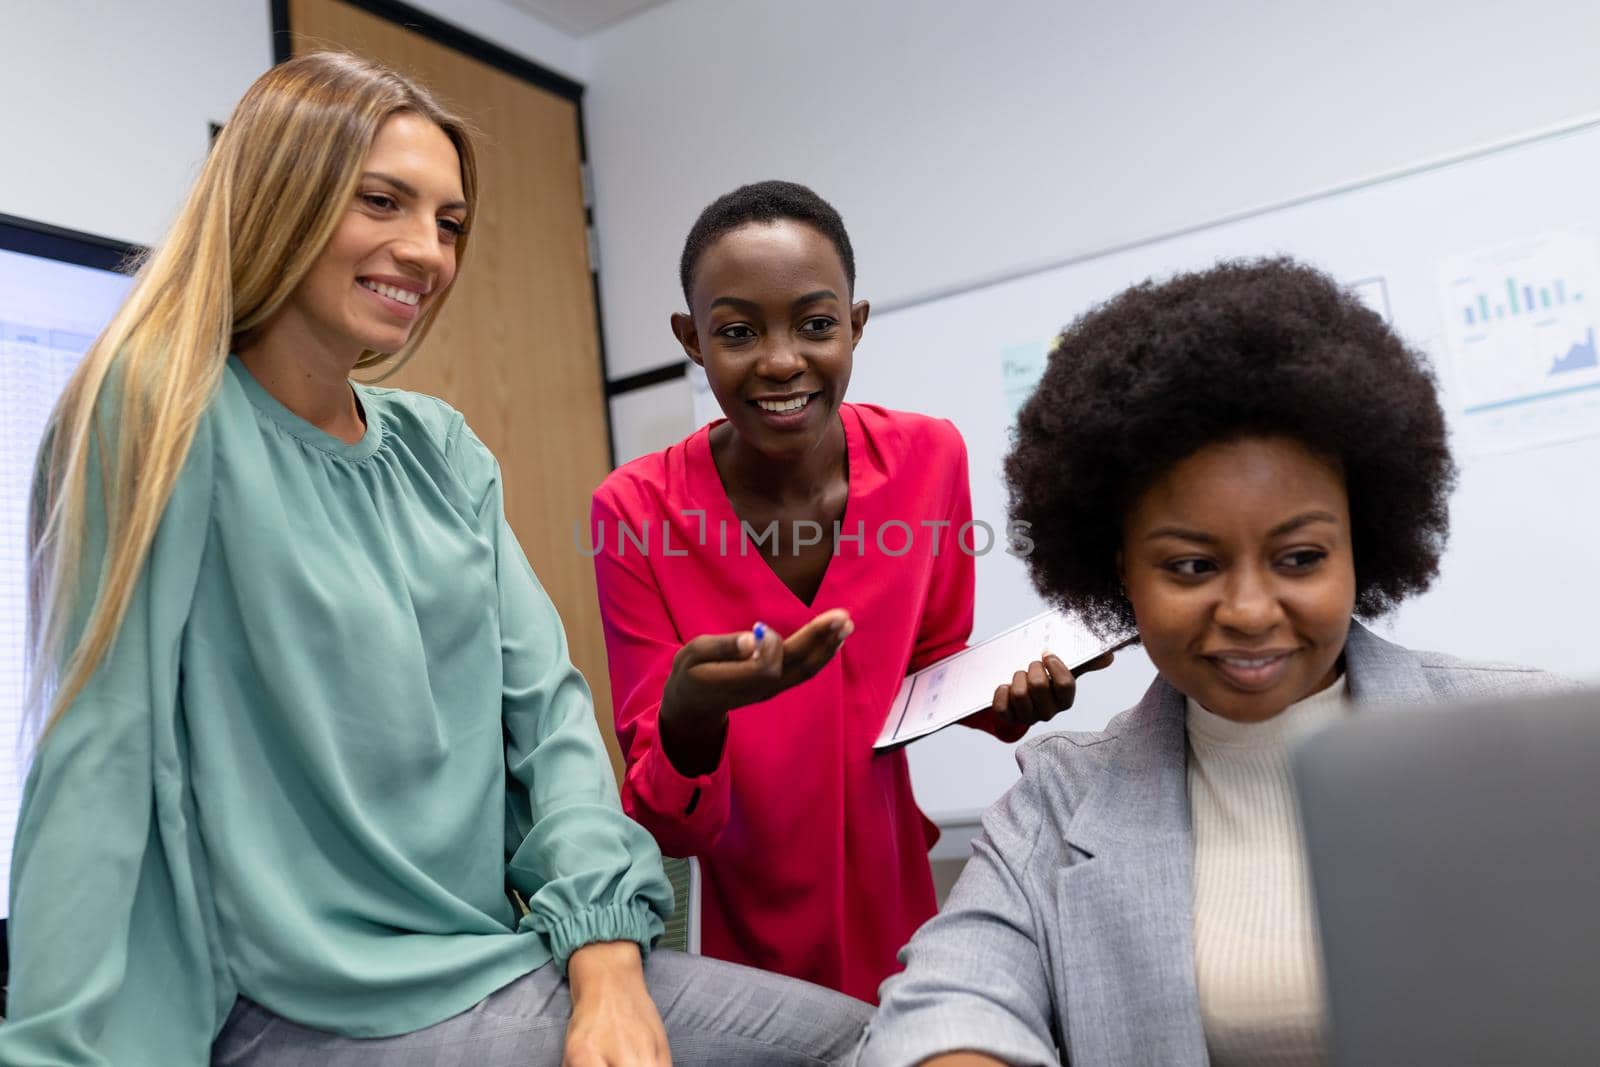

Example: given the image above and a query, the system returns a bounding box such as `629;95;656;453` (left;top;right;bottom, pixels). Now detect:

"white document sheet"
873;609;1132;749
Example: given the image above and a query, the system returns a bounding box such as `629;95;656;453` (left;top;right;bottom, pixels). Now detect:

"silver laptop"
1292;688;1600;1066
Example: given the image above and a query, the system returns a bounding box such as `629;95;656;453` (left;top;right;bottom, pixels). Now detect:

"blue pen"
752;621;767;643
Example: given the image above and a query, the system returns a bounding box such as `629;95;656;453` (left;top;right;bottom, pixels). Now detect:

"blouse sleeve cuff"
529;901;665;975
631;738;730;832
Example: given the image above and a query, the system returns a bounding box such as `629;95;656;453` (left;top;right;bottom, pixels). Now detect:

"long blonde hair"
27;52;479;737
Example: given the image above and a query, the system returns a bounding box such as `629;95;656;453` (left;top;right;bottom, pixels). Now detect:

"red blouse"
590;404;1021;1002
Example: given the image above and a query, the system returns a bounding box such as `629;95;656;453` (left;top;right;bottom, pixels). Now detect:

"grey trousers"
210;949;872;1066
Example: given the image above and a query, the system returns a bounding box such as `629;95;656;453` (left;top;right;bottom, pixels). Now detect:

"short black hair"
678;180;856;307
1004;256;1456;635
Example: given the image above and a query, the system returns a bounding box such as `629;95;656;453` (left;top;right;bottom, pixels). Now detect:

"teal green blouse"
0;357;671;1065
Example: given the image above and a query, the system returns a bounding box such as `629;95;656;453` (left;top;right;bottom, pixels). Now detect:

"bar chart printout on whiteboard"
874;609;1129;749
1437;230;1600;454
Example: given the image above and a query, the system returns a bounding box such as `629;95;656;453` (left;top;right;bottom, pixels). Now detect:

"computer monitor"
0;213;140;932
1293;688;1600;1065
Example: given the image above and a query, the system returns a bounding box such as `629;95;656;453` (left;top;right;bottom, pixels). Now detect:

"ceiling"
500;0;673;36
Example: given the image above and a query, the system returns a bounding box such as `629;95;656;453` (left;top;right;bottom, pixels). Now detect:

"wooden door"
286;0;624;777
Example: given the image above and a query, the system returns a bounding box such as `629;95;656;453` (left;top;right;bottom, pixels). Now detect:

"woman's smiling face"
673;219;867;464
270;111;469;362
1119;434;1357;722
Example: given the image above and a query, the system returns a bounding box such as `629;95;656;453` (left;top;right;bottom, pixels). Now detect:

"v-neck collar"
687;404;861;612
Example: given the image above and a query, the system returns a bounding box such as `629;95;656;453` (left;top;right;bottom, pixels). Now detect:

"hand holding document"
874;609;1132;749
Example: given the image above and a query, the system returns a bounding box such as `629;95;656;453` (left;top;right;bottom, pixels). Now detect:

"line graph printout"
999;339;1050;422
0;245;132;916
1437;230;1600;454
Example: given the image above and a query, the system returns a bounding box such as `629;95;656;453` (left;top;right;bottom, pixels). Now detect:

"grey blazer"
856;622;1574;1067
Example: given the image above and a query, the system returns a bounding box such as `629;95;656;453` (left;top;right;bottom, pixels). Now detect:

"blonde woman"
0;52;868;1066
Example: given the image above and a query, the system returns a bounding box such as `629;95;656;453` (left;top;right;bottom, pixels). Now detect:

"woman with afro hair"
856;257;1572;1067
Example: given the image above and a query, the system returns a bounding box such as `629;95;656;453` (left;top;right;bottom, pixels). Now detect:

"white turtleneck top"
1186;677;1351;1066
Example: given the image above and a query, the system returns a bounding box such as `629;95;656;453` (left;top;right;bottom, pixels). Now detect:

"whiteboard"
849;116;1600;824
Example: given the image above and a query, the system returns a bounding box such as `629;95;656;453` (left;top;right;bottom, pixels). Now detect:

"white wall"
584;0;1600;451
0;0;581;248
2;0;274;246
